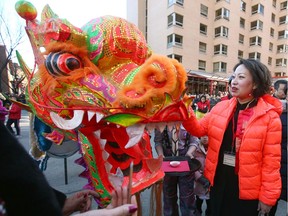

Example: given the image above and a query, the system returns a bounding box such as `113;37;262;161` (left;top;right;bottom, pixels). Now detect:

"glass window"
214;44;228;55
276;58;287;66
273;0;277;7
271;13;275;23
277;44;288;53
249;36;262;46
252;4;264;15
215;8;230;20
167;54;183;63
201;4;208;17
239;34;244;44
250;20;263;30
238;50;243;59
213;62;227;72
278;30;288;39
269;42;273;51
200;23;207;35
168;13;183;27
215;26;229;37
240;1;246;11
167;34;183;47
198;60;206;70
199;42;207;53
279;16;287;25
249;52;261;60
240;17;245;28
168;0;184;6
280;1;287;10
270;28;275;37
268;57;272;65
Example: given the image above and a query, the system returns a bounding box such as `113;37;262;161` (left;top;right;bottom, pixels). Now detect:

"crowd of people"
0;58;287;216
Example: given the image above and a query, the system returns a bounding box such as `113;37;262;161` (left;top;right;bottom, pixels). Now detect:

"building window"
168;13;183;27
276;58;287;66
214;44;228;55
271;13;276;23
240;1;246;11
279;16;287;25
215;26;229;38
239;34;244;44
249;36;262;46
270;28;275;37
280;1;287;10
167;54;183;63
250;20;263;30
200;4;208;17
275;72;286;77
273;0;277;7
269;42;273;51
278;30;288;39
200;23;207;35
167;34;183;47
168;0;184;7
249;52;261;60
238;50;244;59
213;62;227;72
199;42;207;53
216;0;230;2
277;44;288;53
215;8;230;20
251;4;264;15
268;57;272;65
198;60;206;70
240;17;245;28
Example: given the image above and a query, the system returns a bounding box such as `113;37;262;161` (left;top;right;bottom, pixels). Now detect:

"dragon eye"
45;52;83;76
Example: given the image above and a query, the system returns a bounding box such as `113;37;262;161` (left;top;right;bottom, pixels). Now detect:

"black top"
0;122;65;216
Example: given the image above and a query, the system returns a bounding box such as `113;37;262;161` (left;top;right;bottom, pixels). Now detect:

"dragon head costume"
15;1;192;207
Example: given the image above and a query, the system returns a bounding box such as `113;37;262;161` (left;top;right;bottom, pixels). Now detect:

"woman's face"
231;64;255;103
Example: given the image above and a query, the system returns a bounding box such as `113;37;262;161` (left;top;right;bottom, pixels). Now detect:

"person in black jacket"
0;122;137;216
270;79;287;216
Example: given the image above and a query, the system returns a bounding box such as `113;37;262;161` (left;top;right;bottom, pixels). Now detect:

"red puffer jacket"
183;95;282;206
8;103;21;120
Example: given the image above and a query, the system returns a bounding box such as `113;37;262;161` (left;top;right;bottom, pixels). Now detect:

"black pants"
196;195;211;215
6;119;20;135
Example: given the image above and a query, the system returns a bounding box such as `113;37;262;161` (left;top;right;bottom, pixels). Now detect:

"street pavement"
17;110;287;215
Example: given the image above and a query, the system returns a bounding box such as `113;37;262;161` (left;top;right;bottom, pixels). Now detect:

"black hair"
274;79;287;95
200;95;206;100
233;59;272;98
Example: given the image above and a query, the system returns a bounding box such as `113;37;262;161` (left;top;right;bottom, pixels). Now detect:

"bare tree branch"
0;10;25;94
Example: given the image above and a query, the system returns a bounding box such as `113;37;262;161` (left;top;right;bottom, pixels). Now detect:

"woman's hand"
62;190;100;216
75;187;137;216
257;201;272;215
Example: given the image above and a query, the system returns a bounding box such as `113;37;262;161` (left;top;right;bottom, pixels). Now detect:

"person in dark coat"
0;122;137;216
270;79;287;215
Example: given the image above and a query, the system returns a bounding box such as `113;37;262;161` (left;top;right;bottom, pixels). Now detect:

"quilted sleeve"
259;111;282;206
182;110;210;137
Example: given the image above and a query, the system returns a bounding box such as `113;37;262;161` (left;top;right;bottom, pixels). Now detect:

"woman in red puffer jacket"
183;59;282;216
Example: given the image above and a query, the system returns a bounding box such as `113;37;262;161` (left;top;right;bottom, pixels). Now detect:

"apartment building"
127;0;288;94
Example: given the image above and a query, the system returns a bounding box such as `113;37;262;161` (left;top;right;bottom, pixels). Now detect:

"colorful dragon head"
15;1;192;207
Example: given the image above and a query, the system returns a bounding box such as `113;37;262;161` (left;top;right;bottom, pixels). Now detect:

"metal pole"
64;158;68;185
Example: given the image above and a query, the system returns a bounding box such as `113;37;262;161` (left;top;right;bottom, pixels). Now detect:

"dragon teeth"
125;123;145;149
50;110;84;130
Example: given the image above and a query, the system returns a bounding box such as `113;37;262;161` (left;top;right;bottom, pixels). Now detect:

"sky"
0;0;127;68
